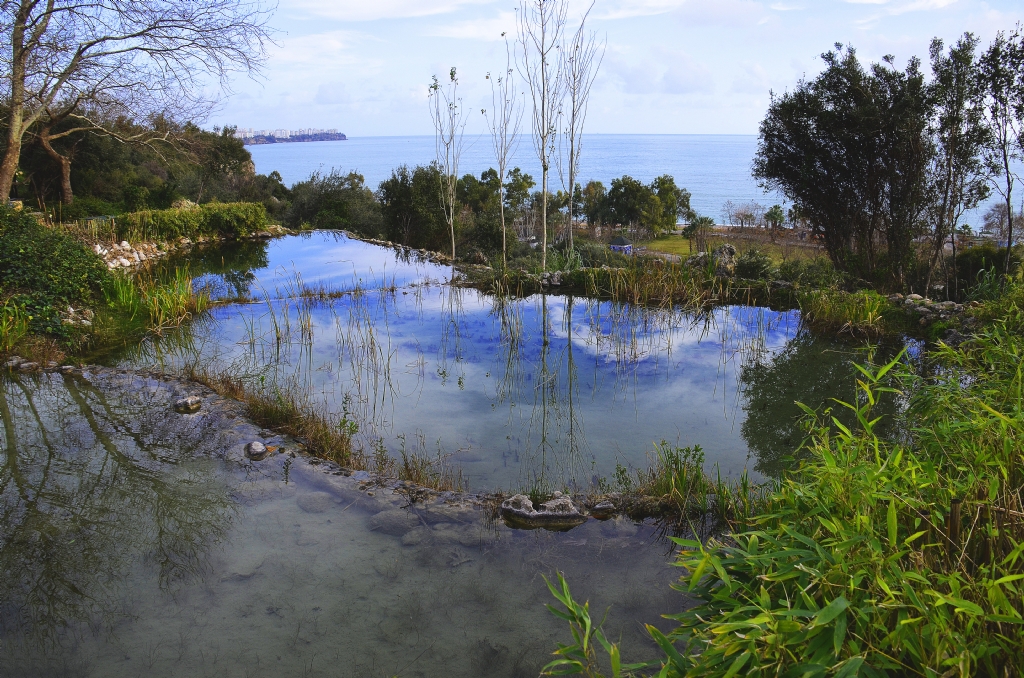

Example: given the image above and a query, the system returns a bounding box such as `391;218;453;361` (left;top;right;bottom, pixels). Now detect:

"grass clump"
799;288;895;337
105;267;211;335
613;443;766;525
0;301;30;353
116;202;268;242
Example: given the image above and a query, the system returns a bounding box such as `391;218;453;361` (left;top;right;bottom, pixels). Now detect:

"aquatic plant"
614;443;768;526
106;267;211;335
798;288;894;337
117;202;269;241
0;300;30;353
540;572;646;678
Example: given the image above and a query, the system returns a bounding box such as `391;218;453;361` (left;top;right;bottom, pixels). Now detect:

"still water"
0;369;676;677
116;231;866;491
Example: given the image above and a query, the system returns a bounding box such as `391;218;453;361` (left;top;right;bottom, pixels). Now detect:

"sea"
248;134;998;228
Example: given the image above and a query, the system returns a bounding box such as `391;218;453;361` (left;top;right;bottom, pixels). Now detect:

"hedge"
119;202;268;241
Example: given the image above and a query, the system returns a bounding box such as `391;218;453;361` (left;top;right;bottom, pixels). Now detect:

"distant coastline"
244;132;347;145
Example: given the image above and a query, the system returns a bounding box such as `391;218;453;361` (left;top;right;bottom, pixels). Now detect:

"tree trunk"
38;127;74;204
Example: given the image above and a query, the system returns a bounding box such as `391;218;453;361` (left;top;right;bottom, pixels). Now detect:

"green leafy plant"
541;572;647;677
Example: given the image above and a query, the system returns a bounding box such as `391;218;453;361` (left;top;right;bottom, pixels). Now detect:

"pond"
111;231;869;490
1;232;879;676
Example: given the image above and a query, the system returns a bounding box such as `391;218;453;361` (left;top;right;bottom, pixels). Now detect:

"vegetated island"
242;131;347;145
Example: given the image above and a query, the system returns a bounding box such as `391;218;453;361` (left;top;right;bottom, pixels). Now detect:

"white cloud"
286;0;496;22
429;11;516;40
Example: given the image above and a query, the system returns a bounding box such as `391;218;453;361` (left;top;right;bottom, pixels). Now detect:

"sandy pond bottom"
0;369;685;678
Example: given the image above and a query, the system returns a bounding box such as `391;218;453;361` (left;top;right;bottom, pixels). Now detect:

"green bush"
0;208;109;336
735;247;774;279
778;257;843;287
119;202;268;241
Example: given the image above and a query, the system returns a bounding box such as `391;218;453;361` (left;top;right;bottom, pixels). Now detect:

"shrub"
778;257;843;287
0;207;109;336
118;202;268;241
799;289;894;337
735;247;774;279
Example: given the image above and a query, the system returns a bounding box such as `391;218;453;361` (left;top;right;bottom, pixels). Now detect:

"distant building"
609;235;633;255
233;127;347;145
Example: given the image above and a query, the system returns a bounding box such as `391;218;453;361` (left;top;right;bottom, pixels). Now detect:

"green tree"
924;34;991;297
580;180;606;226
765;204;786;241
754;45;933;285
651;174;692;232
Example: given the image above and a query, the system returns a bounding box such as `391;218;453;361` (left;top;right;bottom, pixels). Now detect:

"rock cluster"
539;270;563;287
500;491;588;530
686;244;737;277
94;240;168;270
889;293;980;327
4;356;61;372
61;305;95;328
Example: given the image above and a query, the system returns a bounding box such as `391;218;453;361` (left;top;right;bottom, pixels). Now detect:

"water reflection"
739;336;905;476
122;275;804;490
0;371;682;677
0;373;234;654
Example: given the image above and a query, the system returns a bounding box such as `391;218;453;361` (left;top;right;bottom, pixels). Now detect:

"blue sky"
216;0;1023;136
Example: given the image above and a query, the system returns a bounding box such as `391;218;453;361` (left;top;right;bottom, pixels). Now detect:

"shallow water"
116;232;870;491
0;370;680;677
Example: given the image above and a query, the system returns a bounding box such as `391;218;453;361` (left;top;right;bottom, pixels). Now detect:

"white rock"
120;241;130;249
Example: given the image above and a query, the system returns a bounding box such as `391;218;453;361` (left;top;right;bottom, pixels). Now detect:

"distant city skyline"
235;127;342;139
216;0;1022;137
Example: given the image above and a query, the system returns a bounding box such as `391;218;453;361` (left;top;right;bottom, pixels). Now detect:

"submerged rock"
245;441;270;461
500;493;588;531
173;396;203;414
296;492;333;514
369;509;420;536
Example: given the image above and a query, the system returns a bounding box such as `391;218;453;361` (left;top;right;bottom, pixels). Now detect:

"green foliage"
0;300;30;353
951;243;1021;300
0;207;108;336
735;248;775;279
119;202;268;241
105;267;211;334
605;175;686;236
286;169;381;233
541;572;647;678
799;289;894;337
777;257;843;287
754;45;932;283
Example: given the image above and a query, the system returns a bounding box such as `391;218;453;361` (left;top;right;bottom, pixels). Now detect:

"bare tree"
980;30;1024;282
721;199;737;228
557;2;603;253
0;0;273;202
517;0;567;271
428;67;467;266
483;35;523;268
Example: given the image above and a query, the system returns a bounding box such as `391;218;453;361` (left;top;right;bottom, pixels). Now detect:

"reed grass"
613;443;769;526
106;267;211;335
0;301;30;353
798;288;893;337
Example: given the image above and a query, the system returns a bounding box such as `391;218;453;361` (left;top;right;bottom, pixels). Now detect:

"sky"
215;0;1023;136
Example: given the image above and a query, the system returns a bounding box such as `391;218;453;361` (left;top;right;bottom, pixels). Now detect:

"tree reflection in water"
0;372;234;655
739;334;904;477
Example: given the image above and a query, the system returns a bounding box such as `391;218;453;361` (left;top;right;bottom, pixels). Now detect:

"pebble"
245;441;270;461
18;362;39;371
173;396;203;414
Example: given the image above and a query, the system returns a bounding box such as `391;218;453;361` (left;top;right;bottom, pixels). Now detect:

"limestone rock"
500;492;587;531
245;441;270;461
173;396;203;414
